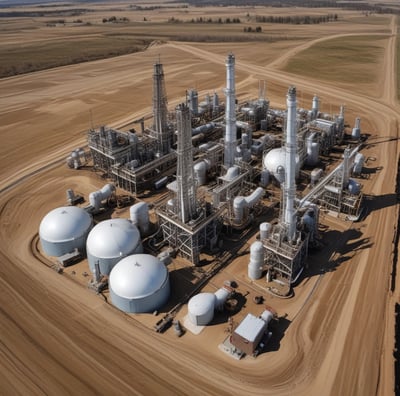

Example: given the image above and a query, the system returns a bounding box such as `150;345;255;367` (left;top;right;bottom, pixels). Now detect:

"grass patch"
0;35;152;77
283;35;386;84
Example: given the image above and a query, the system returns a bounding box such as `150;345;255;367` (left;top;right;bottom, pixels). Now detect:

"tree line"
255;14;338;24
168;17;241;23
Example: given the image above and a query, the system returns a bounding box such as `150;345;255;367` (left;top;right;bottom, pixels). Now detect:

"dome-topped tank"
86;218;142;276
109;254;170;313
39;206;92;257
263;147;300;184
188;293;215;326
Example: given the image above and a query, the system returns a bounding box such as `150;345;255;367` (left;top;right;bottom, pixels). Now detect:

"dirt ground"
0;5;399;396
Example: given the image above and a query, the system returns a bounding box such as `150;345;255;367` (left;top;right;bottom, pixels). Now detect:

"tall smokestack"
152;61;170;155
176;103;197;224
284;86;297;241
224;53;237;168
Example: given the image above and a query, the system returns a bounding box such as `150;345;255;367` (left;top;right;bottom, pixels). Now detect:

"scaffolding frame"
157;206;221;265
263;226;309;283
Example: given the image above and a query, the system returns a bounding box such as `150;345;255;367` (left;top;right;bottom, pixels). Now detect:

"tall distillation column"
284;86;297;241
176;103;197;224
152;61;170;155
224;53;237;168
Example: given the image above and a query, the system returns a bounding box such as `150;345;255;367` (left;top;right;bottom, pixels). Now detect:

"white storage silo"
39;206;92;257
86;219;142;276
130;202;150;235
188;293;215;326
214;287;231;311
109;254;170;313
248;241;264;280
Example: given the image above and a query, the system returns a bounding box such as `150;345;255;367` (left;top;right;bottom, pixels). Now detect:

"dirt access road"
0;16;399;396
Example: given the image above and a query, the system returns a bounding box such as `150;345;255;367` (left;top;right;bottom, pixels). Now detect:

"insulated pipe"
89;183;115;211
224;53;237;168
233;187;264;224
284;86;297;241
244;187;264;207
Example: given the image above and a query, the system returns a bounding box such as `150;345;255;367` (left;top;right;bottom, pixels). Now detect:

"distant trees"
102;16;130;23
244;26;262;33
168;17;241;24
255;14;338;24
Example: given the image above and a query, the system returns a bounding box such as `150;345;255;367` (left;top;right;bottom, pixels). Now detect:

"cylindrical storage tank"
260;169;270;187
259;222;272;240
188;293;215;326
352;117;361;139
39;206;92;257
248;241;264;280
194;161;207;186
260;119;268;131
353;153;365;175
86;219;142;276
306;141;319;166
348;179;361;195
311;168;323;185
241;133;250;148
109;254;170;313
233;196;247;224
260;309;273;326
214;288;230;311
130;202;150;235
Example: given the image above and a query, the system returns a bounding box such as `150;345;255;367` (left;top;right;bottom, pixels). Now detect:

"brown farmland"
0;3;399;395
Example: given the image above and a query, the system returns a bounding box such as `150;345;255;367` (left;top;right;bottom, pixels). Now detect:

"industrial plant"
38;52;367;358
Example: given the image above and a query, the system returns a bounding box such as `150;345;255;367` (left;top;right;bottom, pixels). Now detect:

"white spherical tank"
263;147;299;184
109;254;170;313
86;219;142;276
188;293;215;326
39;206;92;257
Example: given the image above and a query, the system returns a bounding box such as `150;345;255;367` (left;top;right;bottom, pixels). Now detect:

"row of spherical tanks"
39;205;169;314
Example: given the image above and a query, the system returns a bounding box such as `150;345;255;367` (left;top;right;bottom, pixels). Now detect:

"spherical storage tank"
109;254;170;313
188;293;215;326
86;219;142;276
263;147;300;184
39;206;92;257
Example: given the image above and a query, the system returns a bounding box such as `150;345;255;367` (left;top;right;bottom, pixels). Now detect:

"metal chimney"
224;53;237;168
176;103;197;224
284;86;297;241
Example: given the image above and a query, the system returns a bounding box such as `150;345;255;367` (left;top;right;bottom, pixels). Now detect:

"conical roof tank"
86;218;142;276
